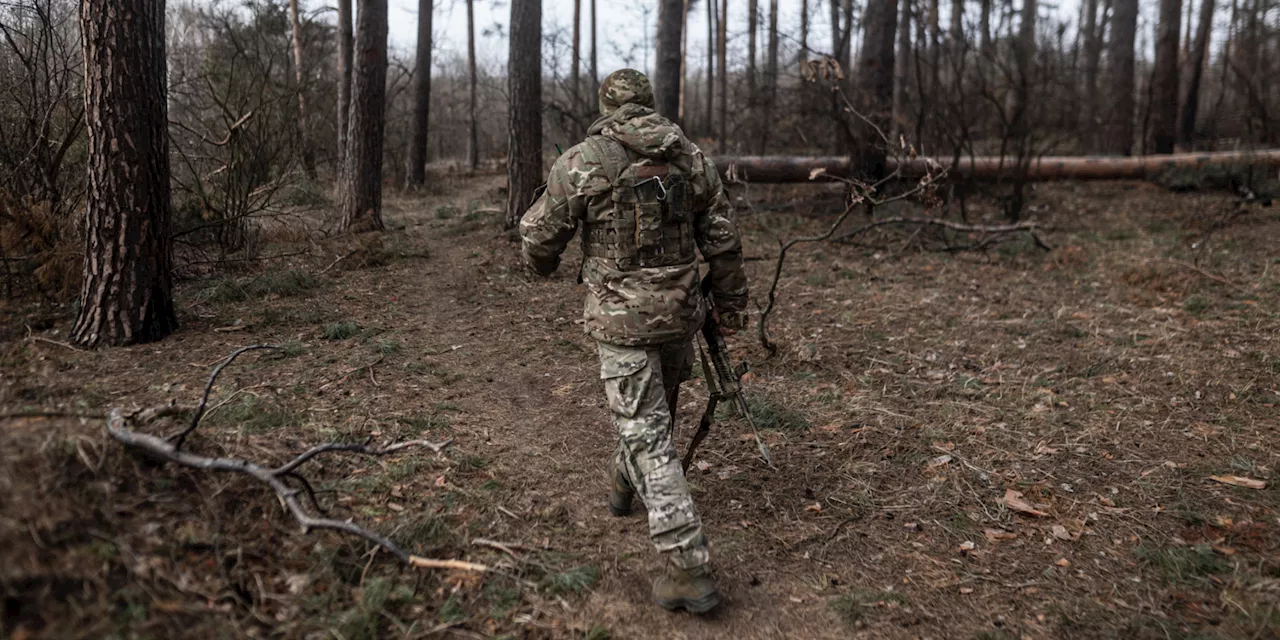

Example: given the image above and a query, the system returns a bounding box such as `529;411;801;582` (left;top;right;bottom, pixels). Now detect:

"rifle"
681;276;774;472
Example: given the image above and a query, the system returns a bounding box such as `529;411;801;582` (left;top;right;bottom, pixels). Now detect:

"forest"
2;0;1280;637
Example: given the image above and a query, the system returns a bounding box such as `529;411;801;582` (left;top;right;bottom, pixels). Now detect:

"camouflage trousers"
598;339;709;569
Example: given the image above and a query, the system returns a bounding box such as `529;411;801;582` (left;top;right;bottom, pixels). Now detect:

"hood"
587;103;690;161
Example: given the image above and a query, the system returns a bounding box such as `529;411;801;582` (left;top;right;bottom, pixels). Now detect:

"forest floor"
2;174;1280;639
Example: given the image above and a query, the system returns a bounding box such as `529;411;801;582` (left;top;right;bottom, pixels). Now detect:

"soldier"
519;69;749;614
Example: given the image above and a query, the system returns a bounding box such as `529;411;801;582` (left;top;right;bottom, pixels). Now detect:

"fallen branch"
105;346;473;572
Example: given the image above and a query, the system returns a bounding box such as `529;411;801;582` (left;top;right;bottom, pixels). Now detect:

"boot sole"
656;592;721;614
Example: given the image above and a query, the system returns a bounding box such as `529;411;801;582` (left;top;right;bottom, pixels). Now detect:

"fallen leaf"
387;502;404;512
984;528;1017;541
1051;525;1079;541
1002;489;1050;517
434;475;447;487
927;454;953;469
958;540;975;552
805;502;823;513
1055;558;1071;567
1209;475;1267;490
694;460;713;472
959;587;974;594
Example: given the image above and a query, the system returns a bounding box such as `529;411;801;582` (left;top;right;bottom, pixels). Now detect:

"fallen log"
714;149;1280;183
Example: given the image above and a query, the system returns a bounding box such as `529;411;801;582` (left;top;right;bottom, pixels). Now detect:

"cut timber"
714;149;1280;183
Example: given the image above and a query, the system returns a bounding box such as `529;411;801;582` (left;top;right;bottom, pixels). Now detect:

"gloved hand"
713;309;748;335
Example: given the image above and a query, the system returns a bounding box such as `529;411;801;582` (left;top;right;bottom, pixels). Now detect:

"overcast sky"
371;0;1161;76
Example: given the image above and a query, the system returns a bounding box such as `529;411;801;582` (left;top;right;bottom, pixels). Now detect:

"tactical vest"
580;135;696;269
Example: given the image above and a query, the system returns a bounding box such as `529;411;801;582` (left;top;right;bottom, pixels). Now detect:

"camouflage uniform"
520;69;748;571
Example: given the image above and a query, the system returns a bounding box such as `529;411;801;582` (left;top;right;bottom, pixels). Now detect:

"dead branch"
104;346;477;572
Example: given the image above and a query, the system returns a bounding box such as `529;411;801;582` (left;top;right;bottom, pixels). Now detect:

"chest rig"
580;135;696;269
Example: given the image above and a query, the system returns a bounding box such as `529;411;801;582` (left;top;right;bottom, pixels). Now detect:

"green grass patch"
720;392;810;431
541;565;599;596
205;395;296;433
322;321;361;340
1183;295;1211;315
203;269;318;303
1136;543;1229;583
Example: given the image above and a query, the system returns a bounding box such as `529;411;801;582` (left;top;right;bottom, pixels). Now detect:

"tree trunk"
288;0;317;181
830;0;841;59
1178;0;1213;148
339;0;388;232
950;0;963;60
706;0;715;135
679;0;689;123
467;0;479;169
506;0;542;229
800;0;809;63
717;0;727;151
854;0;899;179
1150;0;1181;153
655;0;684;120
590;0;598;99
748;0;758;100
73;0;177;347
337;0;353;165
1010;0;1036;138
760;0;778;153
893;0;911;137
1081;0;1101;134
407;0;433;187
1107;0;1138;155
979;0;992;55
572;0;581;114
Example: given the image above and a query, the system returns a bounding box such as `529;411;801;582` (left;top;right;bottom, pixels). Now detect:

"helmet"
598;68;654;116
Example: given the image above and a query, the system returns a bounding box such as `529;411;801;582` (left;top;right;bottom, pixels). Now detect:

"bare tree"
590;0;598;98
506;0;542;228
467;0;479;169
853;0;899;178
718;0;727;150
655;0;684;119
407;0;433;188
339;0;389;232
1150;0;1181;153
761;0;778;153
573;0;582;113
1179;0;1214;148
979;0;992;55
73;0;177;346
1081;0;1102;138
337;0;353;164
287;0;317;180
893;0;912;136
706;0;716;134
1107;0;1139;155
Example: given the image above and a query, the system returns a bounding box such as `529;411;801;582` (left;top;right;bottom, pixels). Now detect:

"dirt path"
4;177;1280;638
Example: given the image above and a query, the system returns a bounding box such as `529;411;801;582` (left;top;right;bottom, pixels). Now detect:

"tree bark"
73;0;177;347
407;0;433;187
1178;0;1213;148
339;0;388;232
1081;0;1101;134
679;0;689;123
950;0;963;60
760;0;778;153
506;0;542;229
655;0;684;120
893;0;912;137
717;0;727;151
706;0;716;135
1150;0;1181;153
288;0;317;181
854;0;899;179
590;0;598;99
337;0;353;165
979;0;992;56
467;0;479;169
800;0;809;63
572;0;581;114
1107;0;1138;155
1010;0;1036;138
748;0;758;99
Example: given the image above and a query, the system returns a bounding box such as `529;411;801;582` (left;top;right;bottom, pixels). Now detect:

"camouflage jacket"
520;103;748;347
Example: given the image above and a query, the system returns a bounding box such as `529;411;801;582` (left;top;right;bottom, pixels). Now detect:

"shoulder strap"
584;135;632;184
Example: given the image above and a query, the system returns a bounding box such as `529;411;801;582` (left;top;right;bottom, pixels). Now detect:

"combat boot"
653;563;720;614
607;457;634;516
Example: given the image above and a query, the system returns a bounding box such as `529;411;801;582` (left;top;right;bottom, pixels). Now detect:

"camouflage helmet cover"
598;68;655;116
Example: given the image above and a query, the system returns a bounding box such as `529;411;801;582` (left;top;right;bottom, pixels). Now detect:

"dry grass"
2;176;1279;638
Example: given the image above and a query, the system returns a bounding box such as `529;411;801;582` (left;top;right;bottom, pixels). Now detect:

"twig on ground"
172;345;280;450
319;249;358;275
1150;258;1246;291
104;345;477;572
